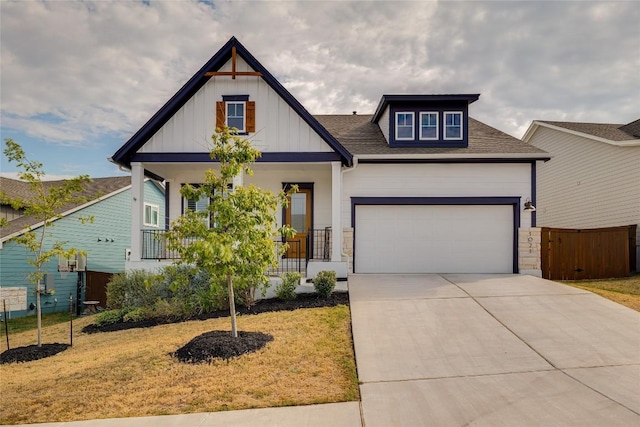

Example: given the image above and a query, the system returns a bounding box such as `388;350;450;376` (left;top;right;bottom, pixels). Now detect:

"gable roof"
111;37;353;169
1;176;133;242
523;119;640;147
316;114;549;160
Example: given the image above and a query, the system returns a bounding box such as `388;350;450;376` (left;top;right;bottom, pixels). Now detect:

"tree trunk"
36;288;42;347
227;273;238;338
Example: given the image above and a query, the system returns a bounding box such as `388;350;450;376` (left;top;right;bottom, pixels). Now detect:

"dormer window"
444;112;463;140
395;112;414;140
372;94;479;148
419;112;438;140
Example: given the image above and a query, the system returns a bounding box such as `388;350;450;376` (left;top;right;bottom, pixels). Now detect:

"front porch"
138;228;335;277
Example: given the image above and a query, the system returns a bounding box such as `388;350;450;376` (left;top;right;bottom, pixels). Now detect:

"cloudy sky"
1;0;638;179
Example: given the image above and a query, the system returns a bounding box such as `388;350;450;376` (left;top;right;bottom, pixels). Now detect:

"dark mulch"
0;343;70;365
173;330;274;363
82;291;349;334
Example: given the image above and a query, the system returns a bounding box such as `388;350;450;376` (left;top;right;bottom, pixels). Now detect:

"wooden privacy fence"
541;225;637;280
85;271;114;309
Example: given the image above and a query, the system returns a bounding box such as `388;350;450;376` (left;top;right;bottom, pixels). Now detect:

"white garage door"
355;205;514;273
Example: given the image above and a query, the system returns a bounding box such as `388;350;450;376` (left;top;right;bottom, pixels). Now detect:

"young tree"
165;128;294;337
1;139;92;346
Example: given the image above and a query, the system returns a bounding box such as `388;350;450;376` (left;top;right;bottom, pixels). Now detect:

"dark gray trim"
222;95;249;101
372;94;480;123
130;152;342;163
531;162;537;227
357;158;550;164
164;181;170;231
350;196;520;274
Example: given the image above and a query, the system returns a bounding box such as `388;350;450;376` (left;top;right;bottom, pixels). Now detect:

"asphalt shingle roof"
1;176;131;239
538;120;640;141
315;114;547;156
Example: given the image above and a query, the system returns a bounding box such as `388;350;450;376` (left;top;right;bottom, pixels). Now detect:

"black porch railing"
141;228;332;276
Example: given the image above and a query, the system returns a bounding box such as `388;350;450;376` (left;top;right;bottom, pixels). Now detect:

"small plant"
276;272;301;300
313;270;336;297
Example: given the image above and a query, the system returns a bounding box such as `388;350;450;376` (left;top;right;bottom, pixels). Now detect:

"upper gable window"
216;95;255;134
395;112;414;140
226;102;245;132
419;112;438;140
444;112;463;140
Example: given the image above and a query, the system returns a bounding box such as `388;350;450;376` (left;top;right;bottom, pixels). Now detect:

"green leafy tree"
1;139;92;346
166;127;294;337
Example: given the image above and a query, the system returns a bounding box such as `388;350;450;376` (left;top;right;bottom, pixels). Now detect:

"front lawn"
0;304;358;425
561;275;640;311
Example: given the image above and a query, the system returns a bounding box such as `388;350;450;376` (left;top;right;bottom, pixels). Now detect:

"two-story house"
111;37;549;278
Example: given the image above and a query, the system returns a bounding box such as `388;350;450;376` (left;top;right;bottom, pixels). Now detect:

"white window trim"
226;101;246;133
143;203;160;227
444;111;463;140
419;112;439;140
395;112;415;141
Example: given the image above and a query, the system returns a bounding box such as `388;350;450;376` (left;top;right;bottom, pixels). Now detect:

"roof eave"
372;94;481;123
524;121;640;147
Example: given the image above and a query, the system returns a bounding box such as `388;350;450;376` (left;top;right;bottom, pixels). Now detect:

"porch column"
331;161;342;262
130;162;145;262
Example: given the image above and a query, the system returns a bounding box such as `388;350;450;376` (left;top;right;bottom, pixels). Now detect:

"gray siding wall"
529;126;640;269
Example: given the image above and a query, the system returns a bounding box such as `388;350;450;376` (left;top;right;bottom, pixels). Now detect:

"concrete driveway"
349;274;640;426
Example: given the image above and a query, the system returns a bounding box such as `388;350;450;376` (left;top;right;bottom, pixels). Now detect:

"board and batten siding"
139;56;333;154
530;126;640;231
341;163;534;228
0;181;164;317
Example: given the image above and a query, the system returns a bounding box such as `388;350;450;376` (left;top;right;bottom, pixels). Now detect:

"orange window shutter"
216;101;225;130
246;101;255;132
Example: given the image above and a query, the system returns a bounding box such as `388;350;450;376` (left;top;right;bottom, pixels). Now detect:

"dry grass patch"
0;305;358;425
562;275;640;311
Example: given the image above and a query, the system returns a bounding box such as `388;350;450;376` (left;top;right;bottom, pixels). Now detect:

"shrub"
94;309;125;327
313;270;336;297
106;270;161;310
276;272;301;300
122;307;148;323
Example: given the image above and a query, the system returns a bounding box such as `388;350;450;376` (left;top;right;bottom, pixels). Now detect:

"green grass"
1;311;74;335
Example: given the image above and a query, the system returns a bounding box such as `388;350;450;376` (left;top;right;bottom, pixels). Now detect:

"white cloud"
0;0;638;152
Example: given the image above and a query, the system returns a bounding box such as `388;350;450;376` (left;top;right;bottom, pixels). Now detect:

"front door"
284;187;312;258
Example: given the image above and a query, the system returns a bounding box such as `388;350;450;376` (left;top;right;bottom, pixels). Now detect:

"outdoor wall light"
524;198;536;211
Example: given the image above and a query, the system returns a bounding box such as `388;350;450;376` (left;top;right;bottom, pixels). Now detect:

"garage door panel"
355;205;513;274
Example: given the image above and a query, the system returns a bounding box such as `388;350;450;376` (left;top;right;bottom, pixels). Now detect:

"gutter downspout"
340;156;359;261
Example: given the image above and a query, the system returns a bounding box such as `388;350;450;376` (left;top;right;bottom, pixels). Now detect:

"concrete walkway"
350;274;640;426
10;274;640;426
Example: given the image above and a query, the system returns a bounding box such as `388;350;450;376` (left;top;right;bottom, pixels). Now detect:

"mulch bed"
173;330;274;363
82;291;349;334
0;343;69;364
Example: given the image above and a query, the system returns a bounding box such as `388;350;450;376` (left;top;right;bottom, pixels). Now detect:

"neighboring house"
0;177;165;318
110;37;549;278
523;119;640;270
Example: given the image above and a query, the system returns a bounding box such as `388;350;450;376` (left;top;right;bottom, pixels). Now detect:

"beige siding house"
523;119;640;269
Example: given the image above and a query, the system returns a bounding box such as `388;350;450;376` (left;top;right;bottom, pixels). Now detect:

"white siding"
342;163;533;228
379;106;390;143
529;127;640;230
165;165;332;229
140;57;333;154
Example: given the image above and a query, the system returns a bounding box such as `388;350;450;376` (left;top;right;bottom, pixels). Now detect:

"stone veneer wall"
342;227;354;273
518;227;542;277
